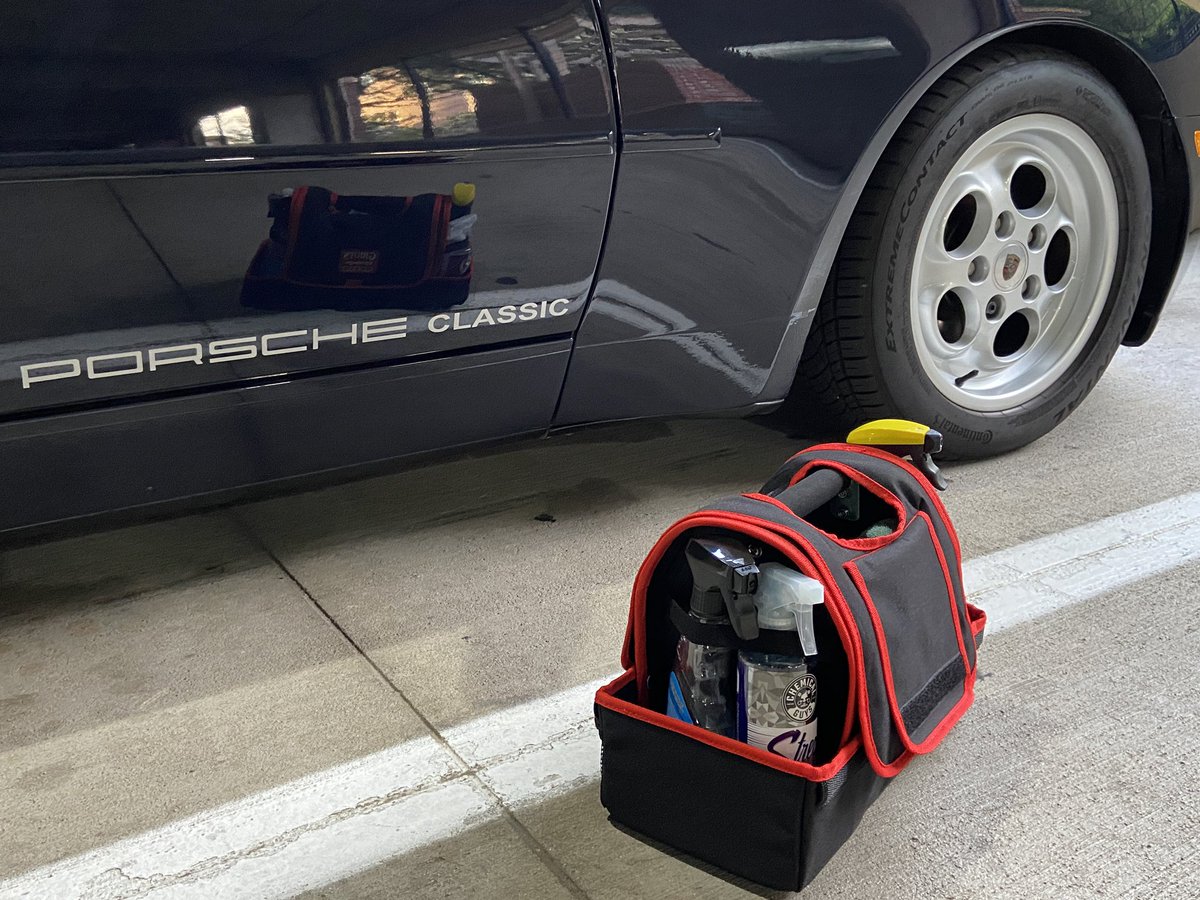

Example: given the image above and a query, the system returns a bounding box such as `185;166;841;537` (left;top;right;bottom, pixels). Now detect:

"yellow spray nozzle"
847;419;933;450
846;419;947;489
452;182;476;207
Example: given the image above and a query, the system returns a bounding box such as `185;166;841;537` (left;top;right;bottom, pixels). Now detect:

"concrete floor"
2;254;1199;898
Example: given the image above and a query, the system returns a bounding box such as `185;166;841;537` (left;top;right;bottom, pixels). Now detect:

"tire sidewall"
873;57;1151;456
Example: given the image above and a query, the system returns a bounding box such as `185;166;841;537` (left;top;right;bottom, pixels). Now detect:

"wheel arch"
768;19;1190;403
992;24;1190;347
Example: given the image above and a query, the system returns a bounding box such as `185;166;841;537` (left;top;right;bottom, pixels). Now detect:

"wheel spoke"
1031;288;1062;321
917;251;967;293
1039;204;1074;235
963;318;1004;373
966;161;1010;213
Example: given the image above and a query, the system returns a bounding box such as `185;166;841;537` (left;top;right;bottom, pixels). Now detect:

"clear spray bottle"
665;538;760;738
737;563;824;762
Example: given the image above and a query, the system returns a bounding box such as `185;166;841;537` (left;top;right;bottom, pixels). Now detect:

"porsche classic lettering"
3;0;1197;534
19;304;571;388
427;299;571;334
148;345;204;370
360;317;410;343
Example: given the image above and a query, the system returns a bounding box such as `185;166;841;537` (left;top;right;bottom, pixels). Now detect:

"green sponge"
860;519;897;539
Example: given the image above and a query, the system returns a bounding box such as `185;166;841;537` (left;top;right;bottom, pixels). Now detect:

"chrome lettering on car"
19;301;572;389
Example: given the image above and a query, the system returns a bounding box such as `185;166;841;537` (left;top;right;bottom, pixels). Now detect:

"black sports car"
3;0;1199;533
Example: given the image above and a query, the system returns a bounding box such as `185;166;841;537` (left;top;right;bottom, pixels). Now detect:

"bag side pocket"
843;511;974;773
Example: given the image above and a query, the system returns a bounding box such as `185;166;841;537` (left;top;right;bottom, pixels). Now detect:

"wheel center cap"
994;243;1028;290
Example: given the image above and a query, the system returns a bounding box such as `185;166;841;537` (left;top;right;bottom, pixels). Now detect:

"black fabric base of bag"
597;678;887;891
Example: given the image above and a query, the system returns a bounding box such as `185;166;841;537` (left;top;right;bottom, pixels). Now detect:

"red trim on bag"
742;493;793;515
282;186;309;277
919;511;973;675
705;512;864;749
841;567;913;775
603;667;637;692
790;443;962;561
842;519;976;771
782;461;908;551
618;451;980;782
619;580;637;672
595;670;861;782
426;194;450;278
968;602;987;643
624;511;860;749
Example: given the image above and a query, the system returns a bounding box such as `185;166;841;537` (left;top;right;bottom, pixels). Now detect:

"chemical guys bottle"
665;537;760;737
737;564;824;762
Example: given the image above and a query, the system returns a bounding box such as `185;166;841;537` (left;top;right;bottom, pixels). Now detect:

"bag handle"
771;467;846;518
333;193;415;216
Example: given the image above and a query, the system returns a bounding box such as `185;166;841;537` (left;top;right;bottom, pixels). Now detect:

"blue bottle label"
665;671;695;725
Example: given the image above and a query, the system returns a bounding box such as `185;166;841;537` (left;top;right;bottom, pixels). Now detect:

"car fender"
758;18;1190;402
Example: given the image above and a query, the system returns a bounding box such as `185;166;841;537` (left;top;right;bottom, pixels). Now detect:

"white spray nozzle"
754;563;824;657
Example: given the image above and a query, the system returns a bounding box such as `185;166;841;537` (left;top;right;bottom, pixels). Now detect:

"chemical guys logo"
783;673;817;724
19;299;570;390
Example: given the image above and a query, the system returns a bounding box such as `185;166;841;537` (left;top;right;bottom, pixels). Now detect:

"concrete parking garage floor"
2;253;1199;899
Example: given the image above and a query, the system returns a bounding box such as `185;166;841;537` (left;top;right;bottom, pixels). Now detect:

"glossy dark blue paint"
557;0;1200;424
0;0;616;419
2;0;1199;533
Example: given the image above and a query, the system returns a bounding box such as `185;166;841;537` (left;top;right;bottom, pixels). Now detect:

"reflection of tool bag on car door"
240;183;475;309
594;420;986;891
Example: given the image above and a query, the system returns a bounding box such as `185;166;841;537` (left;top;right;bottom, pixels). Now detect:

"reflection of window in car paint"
0;7;609;155
193;38;589;148
193;106;255;147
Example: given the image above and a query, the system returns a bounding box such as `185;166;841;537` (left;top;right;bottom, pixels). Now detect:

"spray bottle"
440;182;477;276
665;537;760;737
737;563;824;762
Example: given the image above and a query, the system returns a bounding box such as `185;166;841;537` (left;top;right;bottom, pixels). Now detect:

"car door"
0;0;615;528
0;1;615;418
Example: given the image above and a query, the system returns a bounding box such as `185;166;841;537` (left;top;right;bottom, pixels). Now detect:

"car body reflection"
241;183;476;311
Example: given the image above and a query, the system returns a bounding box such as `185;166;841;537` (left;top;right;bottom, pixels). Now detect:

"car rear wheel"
800;44;1152;456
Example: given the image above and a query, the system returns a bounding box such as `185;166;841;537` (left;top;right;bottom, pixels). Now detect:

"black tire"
799;44;1152;457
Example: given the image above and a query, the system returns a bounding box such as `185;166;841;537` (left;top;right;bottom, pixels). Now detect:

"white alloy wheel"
910;114;1120;413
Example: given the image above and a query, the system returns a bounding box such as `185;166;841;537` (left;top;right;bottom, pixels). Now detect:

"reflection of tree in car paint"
340;67;478;142
18;5;611;154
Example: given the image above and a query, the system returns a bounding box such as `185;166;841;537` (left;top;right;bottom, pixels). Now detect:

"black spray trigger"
726;562;760;640
684;537;760;639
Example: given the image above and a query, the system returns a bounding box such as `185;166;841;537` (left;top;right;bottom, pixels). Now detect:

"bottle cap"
452;182;476;206
684;537;759;637
755;563;824;657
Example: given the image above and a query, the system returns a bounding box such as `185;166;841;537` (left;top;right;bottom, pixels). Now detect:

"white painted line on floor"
5;490;1200;899
963;489;1200;633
